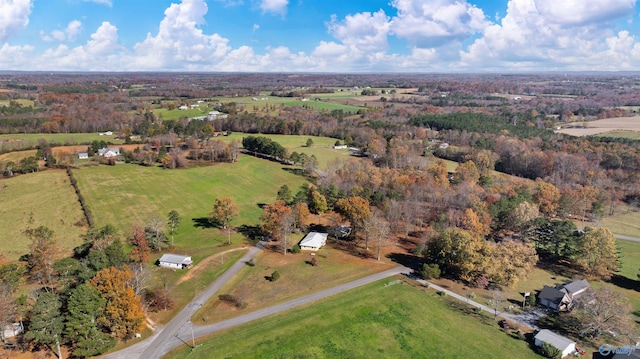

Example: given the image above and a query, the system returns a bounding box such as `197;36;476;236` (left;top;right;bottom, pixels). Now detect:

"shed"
299;232;328;251
534;329;576;358
158;254;193;269
78;152;89;159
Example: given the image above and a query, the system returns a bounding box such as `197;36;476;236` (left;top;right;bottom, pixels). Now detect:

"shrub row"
66;167;95;228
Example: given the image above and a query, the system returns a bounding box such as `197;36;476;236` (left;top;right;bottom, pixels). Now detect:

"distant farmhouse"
158;254;193;269
97;147;120;158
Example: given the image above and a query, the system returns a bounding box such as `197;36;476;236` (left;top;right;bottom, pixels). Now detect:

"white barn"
158;254;193;269
299;232;328;251
534;329;576;358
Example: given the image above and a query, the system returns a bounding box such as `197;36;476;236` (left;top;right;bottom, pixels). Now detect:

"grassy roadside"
167;279;542;359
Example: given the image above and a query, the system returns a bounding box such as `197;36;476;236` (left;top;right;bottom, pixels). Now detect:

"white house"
534;329;576;358
78;152;89;159
97;147;120;158
208;111;228;120
299;232;328;251
158;254;193;269
179;105;189;110
333;145;348;150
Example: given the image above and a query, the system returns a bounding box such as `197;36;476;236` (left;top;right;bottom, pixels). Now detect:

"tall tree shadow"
386;252;422;271
609;273;639;291
192;217;217;229
238;224;263;243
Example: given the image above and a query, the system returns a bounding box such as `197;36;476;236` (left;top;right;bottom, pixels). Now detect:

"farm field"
0;169;86;260
557;116;640;136
0;149;37;163
0;132;124;150
152;107;211;120
193;245;395;324
72;154;309;252
218;133;351;169
168;279;542;359
0;99;35;107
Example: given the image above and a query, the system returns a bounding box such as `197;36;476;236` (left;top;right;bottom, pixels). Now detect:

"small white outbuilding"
299;232;328;251
534;329;576;358
158;254;193;269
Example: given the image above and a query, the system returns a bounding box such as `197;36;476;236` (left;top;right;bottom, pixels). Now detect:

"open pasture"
72;155;309;250
0;99;35;107
217;133;351;169
557;116;640;136
0;132;124;150
0;170;86;260
169;279;541;359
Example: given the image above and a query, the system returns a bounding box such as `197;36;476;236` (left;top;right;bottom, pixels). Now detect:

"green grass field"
153;107;211;121
599;210;640;238
0;149;37;163
73;155;309;252
218;133;350;169
0;99;35;107
0;133;124;148
594;130;640;139
167;279;542;359
0;170;86;260
193;246;394;324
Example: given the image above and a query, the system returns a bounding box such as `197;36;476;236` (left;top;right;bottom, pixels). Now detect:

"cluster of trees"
1;209;182;357
242;135;287;161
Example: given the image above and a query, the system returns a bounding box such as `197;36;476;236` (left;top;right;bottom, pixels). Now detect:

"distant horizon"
2;0;640;73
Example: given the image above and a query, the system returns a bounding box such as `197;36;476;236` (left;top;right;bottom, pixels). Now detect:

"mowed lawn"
0;170;86;260
73;155;309;252
168;280;542;359
193;245;395;324
599;210;640;238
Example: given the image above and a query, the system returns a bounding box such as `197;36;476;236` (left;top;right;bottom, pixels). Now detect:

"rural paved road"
101;241;266;359
101;241;409;359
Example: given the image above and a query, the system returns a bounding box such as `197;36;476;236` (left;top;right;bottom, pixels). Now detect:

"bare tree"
572;286;636;342
146;214;166;252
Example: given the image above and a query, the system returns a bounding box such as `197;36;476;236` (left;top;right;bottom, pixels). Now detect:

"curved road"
101;241;409;359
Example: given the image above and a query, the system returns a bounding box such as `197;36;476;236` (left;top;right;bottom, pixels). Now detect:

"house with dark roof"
538;279;590;311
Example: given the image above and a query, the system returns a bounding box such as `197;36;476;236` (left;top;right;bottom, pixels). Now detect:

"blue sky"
1;0;639;72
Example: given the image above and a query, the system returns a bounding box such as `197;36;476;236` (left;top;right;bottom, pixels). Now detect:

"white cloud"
38;22;121;71
389;0;490;47
82;0;112;6
131;0;231;70
215;0;243;6
534;0;635;27
0;0;32;42
252;23;260;32
41;20;82;42
260;0;287;16
458;0;640;71
327;10;391;54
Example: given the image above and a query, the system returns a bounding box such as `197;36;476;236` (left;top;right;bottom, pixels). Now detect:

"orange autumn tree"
210;197;239;245
90;266;145;340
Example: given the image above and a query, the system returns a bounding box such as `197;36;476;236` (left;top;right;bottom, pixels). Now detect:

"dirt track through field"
175;247;248;285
